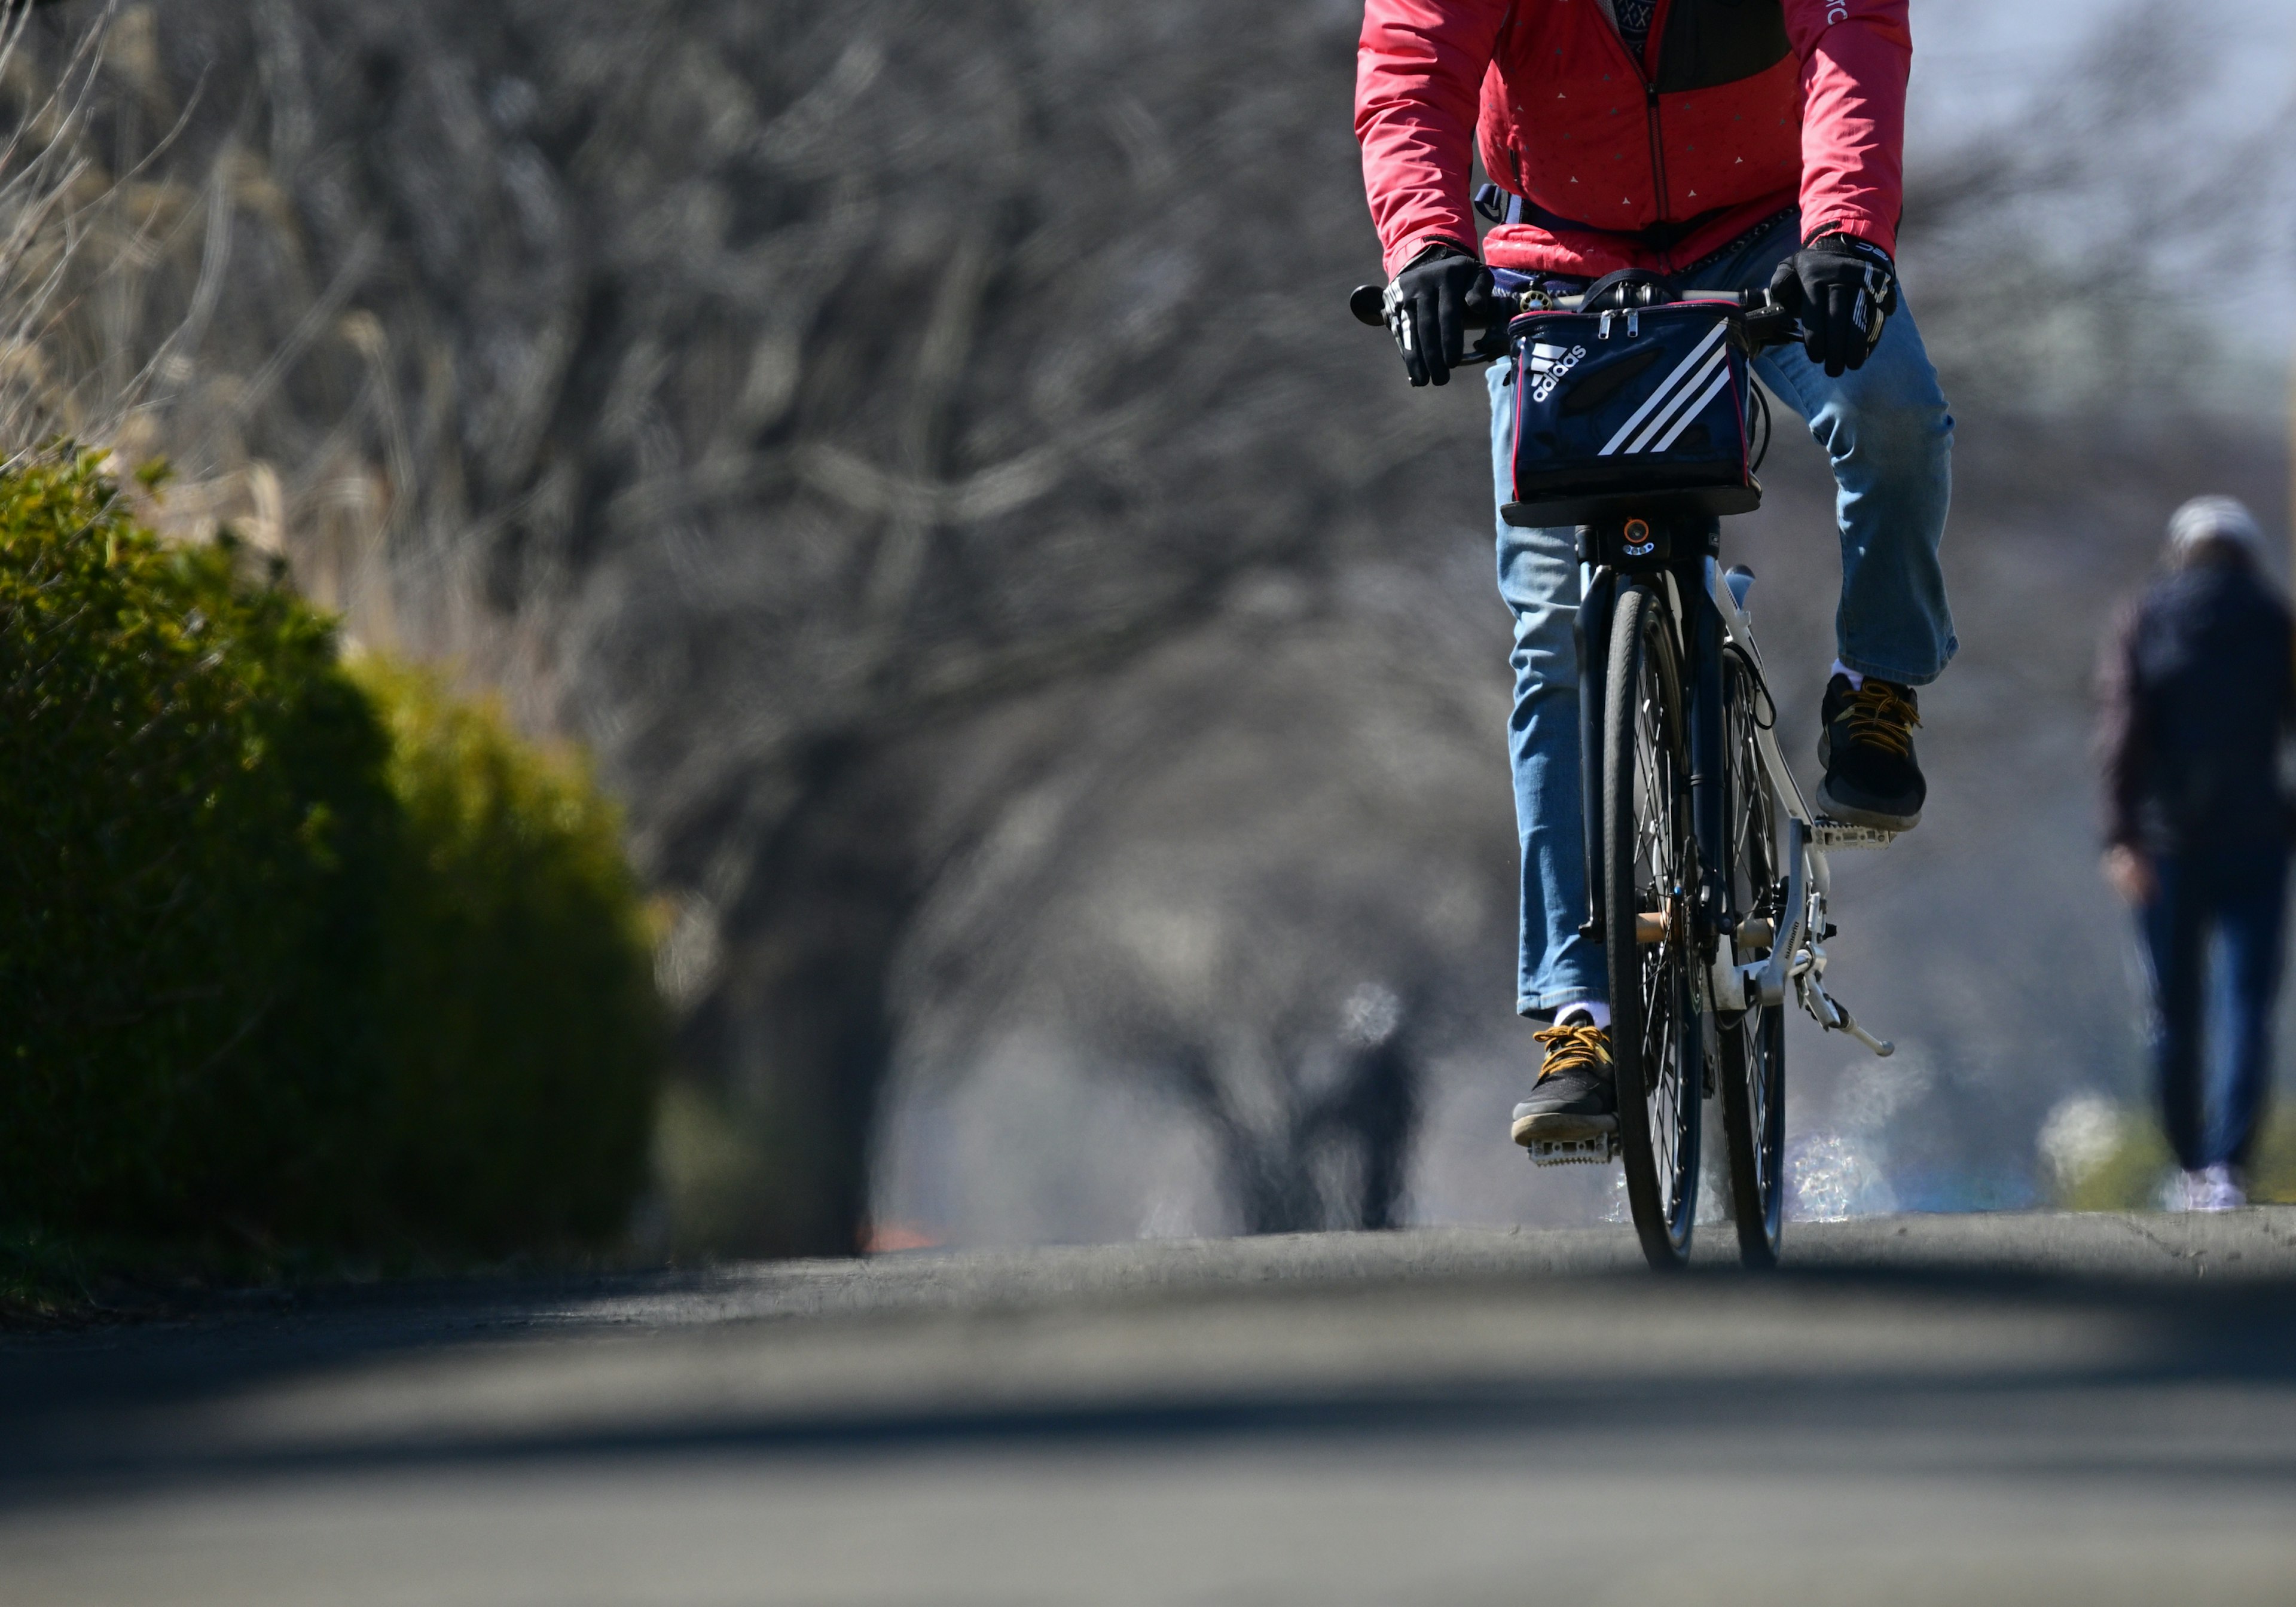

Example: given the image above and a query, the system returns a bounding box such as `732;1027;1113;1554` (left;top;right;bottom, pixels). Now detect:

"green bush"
356;659;661;1251
0;451;397;1239
0;450;661;1267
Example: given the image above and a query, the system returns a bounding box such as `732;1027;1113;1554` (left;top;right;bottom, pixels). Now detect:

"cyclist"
1355;0;1955;1145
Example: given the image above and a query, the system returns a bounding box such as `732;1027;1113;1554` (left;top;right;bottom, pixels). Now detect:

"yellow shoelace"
1532;1022;1612;1081
1839;681;1921;759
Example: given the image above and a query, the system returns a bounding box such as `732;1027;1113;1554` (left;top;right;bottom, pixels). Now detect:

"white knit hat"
2166;494;2264;560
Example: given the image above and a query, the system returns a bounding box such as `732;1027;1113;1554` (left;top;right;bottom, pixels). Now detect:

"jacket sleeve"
2096;600;2149;851
1783;0;1911;256
1357;0;1512;279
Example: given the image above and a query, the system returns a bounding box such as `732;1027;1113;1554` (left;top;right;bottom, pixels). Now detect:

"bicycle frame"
1701;557;1895;1058
1573;517;1895;1063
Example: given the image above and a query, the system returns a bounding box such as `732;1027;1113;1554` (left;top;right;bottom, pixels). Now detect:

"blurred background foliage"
0;450;660;1302
2042;1102;2296;1212
0;0;2286;1267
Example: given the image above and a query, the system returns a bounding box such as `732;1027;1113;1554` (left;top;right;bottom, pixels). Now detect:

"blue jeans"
2141;845;2289;1172
1488;219;1956;1016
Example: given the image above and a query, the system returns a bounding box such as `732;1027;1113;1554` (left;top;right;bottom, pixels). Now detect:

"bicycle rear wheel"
1602;583;1701;1270
1718;651;1786;1266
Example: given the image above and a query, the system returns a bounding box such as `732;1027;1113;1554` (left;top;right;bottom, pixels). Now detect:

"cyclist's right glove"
1383;243;1493;388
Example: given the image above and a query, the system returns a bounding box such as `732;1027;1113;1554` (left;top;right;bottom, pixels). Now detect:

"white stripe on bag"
1616;346;1726;452
1647;363;1736;452
1596;321;1730;456
1620;344;1729;454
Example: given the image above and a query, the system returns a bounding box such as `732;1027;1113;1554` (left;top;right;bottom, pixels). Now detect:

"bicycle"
1351;273;1899;1270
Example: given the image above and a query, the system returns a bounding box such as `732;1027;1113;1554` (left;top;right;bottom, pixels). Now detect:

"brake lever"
1738;304;1803;351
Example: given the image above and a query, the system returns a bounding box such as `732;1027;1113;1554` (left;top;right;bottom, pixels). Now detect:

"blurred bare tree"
5;0;2287;1251
893;597;1513;1236
2;0;1496;1251
1897;2;2296;417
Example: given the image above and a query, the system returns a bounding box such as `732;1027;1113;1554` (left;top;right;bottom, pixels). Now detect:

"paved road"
6;1210;2296;1605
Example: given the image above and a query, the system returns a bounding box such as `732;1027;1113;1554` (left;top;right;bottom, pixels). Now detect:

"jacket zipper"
1639;0;1676;267
1645;83;1671;264
1592;1;1678;267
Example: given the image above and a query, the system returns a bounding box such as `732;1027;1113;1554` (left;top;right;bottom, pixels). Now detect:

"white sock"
1829;659;1864;690
1556;1001;1611;1030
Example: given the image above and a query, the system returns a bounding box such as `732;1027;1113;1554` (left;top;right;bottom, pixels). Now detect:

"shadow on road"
6;1221;2296;1511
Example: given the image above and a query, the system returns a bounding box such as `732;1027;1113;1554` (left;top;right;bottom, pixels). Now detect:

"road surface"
6;1209;2296;1605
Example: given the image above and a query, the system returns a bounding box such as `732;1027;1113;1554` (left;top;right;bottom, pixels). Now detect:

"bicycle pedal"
1526;1134;1620;1167
1810;817;1898;852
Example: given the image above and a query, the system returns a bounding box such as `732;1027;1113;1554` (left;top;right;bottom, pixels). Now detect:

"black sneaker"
1510;1023;1619;1146
1816;673;1925;830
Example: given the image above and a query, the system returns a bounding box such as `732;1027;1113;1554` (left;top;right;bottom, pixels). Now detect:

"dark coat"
2099;555;2296;855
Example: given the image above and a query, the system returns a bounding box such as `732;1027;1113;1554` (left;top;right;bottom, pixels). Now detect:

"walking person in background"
2098;496;2295;1212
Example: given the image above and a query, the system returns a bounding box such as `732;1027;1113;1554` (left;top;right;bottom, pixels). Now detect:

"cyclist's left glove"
1384;242;1494;388
1767;231;1898;378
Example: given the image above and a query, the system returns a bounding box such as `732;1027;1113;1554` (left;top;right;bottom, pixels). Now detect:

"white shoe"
2164;1164;2246;1213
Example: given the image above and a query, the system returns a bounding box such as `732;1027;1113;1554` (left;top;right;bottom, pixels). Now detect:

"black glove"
1383;243;1493;387
1766;232;1898;378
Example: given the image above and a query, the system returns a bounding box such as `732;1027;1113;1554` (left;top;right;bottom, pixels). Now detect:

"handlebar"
1348;282;1800;351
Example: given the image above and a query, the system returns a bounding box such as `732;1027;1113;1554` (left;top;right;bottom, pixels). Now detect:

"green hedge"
0;450;661;1263
355;659;661;1248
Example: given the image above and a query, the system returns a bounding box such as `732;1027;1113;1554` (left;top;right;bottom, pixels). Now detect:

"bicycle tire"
1717;652;1787;1266
1602;583;1702;1270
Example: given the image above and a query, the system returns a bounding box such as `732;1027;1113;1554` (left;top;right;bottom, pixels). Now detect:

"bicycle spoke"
1606;586;1700;1267
1638;638;1687;1228
1718;653;1786;1265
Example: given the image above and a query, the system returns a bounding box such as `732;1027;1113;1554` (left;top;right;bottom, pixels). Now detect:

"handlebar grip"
1348;282;1514;329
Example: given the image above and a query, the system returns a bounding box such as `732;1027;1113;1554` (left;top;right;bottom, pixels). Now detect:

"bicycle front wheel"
1602;582;1702;1270
1718;652;1786;1266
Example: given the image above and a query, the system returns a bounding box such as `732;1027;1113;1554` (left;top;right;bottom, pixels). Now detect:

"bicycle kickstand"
1803;980;1895;1059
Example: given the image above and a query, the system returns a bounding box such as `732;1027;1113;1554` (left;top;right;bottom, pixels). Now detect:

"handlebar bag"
1503;303;1757;526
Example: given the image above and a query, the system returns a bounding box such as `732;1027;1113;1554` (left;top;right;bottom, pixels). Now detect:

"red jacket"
1357;0;1911;279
